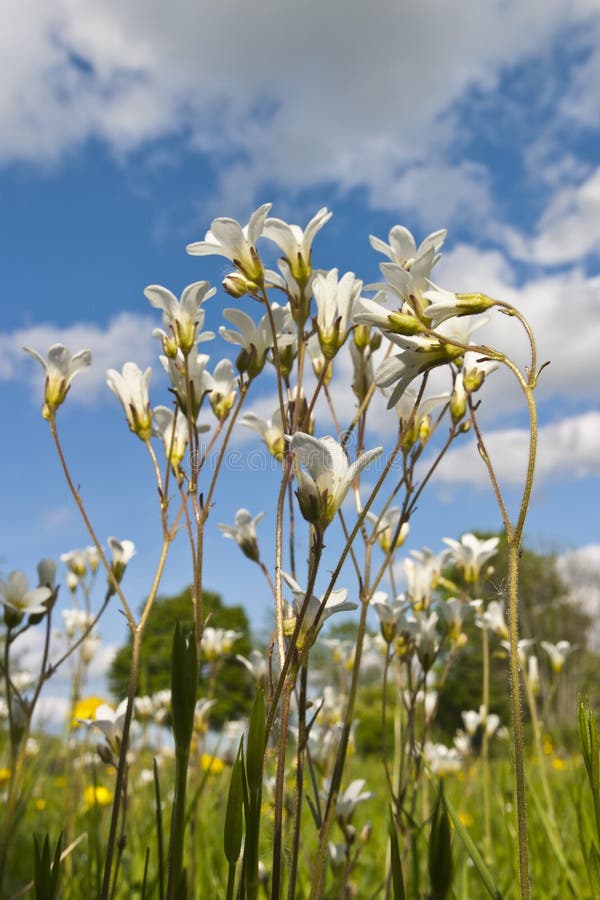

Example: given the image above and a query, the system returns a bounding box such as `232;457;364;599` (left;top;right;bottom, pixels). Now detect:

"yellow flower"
200;754;225;776
84;785;113;809
35;798;47;811
0;768;12;785
457;810;474;828
72;696;109;729
551;757;567;771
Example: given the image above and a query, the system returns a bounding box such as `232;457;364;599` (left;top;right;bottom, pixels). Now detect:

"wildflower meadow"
2;206;599;899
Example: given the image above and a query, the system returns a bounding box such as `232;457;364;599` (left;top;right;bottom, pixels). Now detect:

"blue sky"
2;1;600;717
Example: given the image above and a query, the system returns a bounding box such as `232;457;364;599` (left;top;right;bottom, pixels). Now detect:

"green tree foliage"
108;588;255;727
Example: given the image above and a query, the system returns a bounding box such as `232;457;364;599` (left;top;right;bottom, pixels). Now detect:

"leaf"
224;742;245;864
428;783;453;900
389;810;406;900
590;842;600;899
443;790;503;900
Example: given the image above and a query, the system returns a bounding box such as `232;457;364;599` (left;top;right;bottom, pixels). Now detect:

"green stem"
481;624;492;859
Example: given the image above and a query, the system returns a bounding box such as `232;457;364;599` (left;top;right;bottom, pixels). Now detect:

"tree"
108;587;255;727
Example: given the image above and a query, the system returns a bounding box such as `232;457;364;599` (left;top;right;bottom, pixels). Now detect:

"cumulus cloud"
1;0;597;232
434;244;600;413
501;166;600;265
432;411;600;488
0;311;156;403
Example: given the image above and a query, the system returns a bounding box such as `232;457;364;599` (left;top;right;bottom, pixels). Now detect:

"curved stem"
49;415;134;626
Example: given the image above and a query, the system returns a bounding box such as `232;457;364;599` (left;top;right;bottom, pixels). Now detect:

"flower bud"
450;373;467;424
353;325;370;350
223;272;257;298
387;312;426;335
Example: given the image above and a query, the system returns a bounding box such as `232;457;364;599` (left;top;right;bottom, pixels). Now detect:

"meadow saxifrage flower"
107;537;135;587
0;571;51;626
23;343;92;417
186;203;272;284
289;433;383;529
219;304;294;378
313;269;362;359
443;533;500;584
540;640;575;674
282;571;357;648
204;358;238;421
106;362;152;441
218;508;265;562
152;405;208;471
145;281;216;355
263;206;332;286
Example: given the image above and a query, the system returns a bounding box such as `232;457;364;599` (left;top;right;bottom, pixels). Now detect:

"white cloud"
432;410;600;488
1;1;597;230
435;244;600;414
502;166;600;264
0;311;156;403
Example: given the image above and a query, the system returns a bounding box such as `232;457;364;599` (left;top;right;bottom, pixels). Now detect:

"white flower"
263;207;332;284
499;637;536;668
23;343;91;415
289;433;383;529
370;225;446;270
391;388;450;447
160;347;210;419
375;315;486;409
202;627;242;660
62;608;93;638
313;269;362;358
194;698;217;732
370;591;406;642
528;654;540;695
240;406;286;461
218;508;265;562
186;203;271;283
439;597;469;644
463;349;499;393
353;291;425;336
236;650;268;684
424;741;463;776
0;571;51;622
86;546;100;573
306;332;329;380
408;611;440;668
60;549;89;577
66;572;79;593
540;640;574;674
106;362;152;440
369;225;446;319
282;572;357;647
423;285;494;327
134;696;154;720
80;699;129;754
81;634;100;664
443;533;500;584
367;508;409;555
219;304;293;378
335;779;374;825
108;537;135;586
204;358;238;421
477;600;509;639
145;281;216;353
37;558;57;589
404;548;449;611
153;405;207;470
